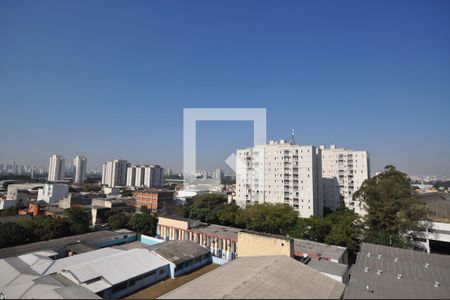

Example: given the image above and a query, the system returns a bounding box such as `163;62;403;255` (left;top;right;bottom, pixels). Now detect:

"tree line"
0;207;90;248
181;165;429;255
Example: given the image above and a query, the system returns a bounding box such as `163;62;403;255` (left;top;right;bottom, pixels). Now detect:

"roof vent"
366;252;372;258
433;281;440;287
393;257;399;262
424;262;430;268
377;254;382;259
376;269;383;275
364;266;370;272
366;285;370;292
396;273;403;279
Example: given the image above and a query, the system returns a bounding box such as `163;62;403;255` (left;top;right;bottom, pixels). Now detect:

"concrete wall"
158;217;189;230
237;231;294;258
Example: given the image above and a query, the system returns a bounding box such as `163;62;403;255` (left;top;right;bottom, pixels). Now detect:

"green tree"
122;189;133;197
184;193;228;223
108;213;131;230
355;165;429;248
31;216;72;241
324;208;362;254
127;213;157;236
244;203;298;235
289;216;332;242
0;222;30;248
64;207;91;234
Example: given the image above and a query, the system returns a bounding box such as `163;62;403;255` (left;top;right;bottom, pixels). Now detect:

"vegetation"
108;212;131;230
0;205;24;217
184;193;359;246
107;206;157;236
0;208;91;248
121;189;133;197
356;165;430;248
432;180;450;190
0;165;427;256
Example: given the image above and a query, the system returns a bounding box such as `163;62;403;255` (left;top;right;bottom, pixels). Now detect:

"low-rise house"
146;240;212;278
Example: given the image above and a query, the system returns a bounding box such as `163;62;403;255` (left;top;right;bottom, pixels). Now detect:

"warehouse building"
146;240;212;278
344;243;450;299
0;256;100;299
0;230;137;259
160;255;345;299
0;247;172;299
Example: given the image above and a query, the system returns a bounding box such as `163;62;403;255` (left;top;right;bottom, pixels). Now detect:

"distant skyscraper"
126;165;164;188
73;155;87;184
48;154;65;182
126;166;136;187
213;168;224;183
144;165;164;188
102;160;130;187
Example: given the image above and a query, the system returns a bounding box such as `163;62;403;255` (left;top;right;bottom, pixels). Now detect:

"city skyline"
1;0;449;176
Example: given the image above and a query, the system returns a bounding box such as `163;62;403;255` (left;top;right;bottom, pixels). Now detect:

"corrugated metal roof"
42;247;123;276
160;255;345;299
0;230;130;259
61;249;169;286
344;243;450;299
306;259;348;277
146;240;210;265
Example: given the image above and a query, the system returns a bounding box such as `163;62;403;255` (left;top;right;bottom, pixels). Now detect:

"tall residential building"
213;168;224;183
320;145;370;214
73;155;87;184
126;166;137;187
236;139;322;218
101;160;130;187
144;165;164;188
126;165;164;188
48;154;65;182
135;165;146;187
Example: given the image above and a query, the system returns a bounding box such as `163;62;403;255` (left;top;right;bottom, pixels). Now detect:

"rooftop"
0;230;130;259
190;223;241;241
145;240;210;265
0;256;100;299
60;248;168;292
305;259;348;277
159;255;345;299
294;238;348;261
344;243;450;299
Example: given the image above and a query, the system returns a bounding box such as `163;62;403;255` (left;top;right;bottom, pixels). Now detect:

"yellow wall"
237;231;294;258
158;217;190;230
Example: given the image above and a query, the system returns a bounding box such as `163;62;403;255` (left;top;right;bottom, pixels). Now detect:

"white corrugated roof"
61;249;169;286
42;247;123;276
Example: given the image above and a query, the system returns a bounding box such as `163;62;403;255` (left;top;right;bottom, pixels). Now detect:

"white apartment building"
73;155;87;184
126;166;136;187
320;145;370;214
144;165;164;188
101;160;130;187
236;139;322;218
213;168;224;183
37;183;69;204
125;165;164;188
48;154;65;182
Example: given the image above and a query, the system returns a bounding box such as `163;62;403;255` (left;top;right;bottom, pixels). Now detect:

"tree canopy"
355;165;429;248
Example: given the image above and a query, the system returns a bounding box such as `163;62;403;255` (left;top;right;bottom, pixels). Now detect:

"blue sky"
0;0;449;175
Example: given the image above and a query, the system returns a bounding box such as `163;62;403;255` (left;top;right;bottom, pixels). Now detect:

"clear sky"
0;0;449;175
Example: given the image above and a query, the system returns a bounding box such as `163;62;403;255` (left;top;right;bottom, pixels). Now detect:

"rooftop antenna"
290;129;296;145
